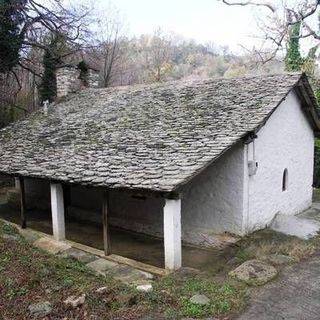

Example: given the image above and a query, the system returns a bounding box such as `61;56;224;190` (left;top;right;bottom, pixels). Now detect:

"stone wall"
56;67;100;99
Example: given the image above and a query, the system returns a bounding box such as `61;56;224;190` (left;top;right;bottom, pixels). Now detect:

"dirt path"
238;253;320;320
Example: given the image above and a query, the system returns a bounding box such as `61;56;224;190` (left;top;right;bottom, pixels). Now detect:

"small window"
282;169;288;191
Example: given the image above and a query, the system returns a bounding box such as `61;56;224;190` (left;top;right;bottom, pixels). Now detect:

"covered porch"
0;176;234;272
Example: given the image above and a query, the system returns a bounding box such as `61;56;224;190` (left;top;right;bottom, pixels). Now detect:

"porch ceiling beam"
163;198;182;270
50;183;66;241
102;190;111;256
18;177;26;229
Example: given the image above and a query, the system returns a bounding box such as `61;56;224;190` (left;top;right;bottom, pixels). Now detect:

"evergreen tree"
0;0;26;73
39;34;65;103
285;22;303;72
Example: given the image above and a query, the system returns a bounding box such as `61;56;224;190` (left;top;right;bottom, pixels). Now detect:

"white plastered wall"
181;141;246;236
244;90;314;232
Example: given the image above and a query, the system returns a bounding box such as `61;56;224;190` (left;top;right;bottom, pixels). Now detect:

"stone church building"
0;72;319;270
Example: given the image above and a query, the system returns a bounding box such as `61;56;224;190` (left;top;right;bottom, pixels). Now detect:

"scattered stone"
136;284;153;292
34;237;71;254
139;270;154;280
229;259;277;286
60;248;96;264
113;265;154;285
263;254;295;266
64;294;86;308
28;301;52;317
189;294;210;305
86;258;118;276
95;286;108;294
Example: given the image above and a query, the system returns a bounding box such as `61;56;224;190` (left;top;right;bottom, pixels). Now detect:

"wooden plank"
19;177;26;229
102;190;111;255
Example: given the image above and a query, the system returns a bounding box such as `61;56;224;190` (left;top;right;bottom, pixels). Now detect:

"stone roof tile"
0;73;317;193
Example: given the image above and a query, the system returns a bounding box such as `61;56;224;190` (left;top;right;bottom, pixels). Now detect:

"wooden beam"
19;177;26;229
102;190;111;256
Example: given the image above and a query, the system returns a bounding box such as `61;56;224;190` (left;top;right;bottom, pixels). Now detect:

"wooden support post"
18;177;26;229
50;183;65;241
63;184;71;215
164;198;182;270
102;190;111;256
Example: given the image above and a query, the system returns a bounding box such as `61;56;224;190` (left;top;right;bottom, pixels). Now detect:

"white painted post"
50;183;65;241
164;198;182;270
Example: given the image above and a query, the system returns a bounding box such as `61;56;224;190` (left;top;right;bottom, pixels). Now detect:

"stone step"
86;258;154;285
270;213;320;240
34;237;71;254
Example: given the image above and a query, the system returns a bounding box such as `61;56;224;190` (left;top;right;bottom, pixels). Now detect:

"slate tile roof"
0;73;317;193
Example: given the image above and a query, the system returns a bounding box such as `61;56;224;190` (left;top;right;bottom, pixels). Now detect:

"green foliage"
39;34;66;103
78;60;89;85
285;22;303;72
0;0;26;73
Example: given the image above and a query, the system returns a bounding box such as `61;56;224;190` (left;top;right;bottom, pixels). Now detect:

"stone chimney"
56;64;100;99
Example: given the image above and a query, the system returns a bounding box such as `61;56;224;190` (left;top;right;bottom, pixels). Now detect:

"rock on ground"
229;259;277;286
136;284;153;292
189;294;210;305
238;254;320;320
96;286;108;294
64;294;86;308
60;247;96;264
28;301;52;317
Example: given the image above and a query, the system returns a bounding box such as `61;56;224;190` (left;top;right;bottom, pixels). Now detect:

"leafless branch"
221;0;276;12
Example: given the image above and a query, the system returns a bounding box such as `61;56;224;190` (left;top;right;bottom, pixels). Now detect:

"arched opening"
282;169;288;191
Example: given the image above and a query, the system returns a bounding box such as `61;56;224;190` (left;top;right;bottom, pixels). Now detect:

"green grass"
0;221;248;319
1;219;316;318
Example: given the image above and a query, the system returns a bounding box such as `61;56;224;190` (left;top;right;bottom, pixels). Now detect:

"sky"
98;0;260;53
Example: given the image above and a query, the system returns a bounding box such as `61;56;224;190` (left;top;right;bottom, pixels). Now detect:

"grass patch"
0;220;248;319
234;229;316;263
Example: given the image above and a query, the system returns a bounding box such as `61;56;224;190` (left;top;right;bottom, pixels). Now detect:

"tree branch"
221;0;276;12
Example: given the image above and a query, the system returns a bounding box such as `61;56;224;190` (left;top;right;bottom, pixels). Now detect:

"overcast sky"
98;0;260;52
91;0;317;55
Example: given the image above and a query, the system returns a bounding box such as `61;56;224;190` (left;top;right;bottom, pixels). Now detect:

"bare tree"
90;6;125;87
141;29;173;82
220;0;320;62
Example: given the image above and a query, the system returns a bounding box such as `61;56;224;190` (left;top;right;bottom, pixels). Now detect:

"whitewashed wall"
245;91;314;232
182;142;246;236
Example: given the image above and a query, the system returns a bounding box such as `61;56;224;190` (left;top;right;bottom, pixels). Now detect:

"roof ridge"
77;72;303;95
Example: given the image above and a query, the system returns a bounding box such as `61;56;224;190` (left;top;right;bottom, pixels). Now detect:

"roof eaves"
294;73;320;137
